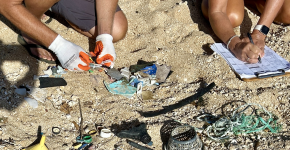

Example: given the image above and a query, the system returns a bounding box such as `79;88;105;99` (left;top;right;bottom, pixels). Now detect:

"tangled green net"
205;103;282;142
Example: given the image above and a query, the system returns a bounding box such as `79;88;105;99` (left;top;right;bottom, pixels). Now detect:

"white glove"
49;35;91;71
92;34;116;68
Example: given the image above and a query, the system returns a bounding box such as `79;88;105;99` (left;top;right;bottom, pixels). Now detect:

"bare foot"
21;32;57;61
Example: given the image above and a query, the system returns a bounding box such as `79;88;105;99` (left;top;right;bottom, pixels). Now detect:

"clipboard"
238;70;290;82
210;43;290;81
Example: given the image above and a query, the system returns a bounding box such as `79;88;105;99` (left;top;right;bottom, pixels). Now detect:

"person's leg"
87;10;128;43
21;0;59;61
51;0;127;43
201;0;245;28
66;11;127;43
253;0;290;25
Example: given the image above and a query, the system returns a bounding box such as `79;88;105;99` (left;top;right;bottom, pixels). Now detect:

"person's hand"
231;40;262;64
49;35;91;71
242;31;266;57
90;34;116;68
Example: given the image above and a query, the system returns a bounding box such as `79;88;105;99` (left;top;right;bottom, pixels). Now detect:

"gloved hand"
90;34;116;68
49;35;91;71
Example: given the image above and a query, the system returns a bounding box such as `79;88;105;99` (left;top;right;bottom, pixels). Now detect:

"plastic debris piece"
88;130;97;136
104;80;137;98
138;77;150;86
77;143;95;150
156;64;171;83
57;66;67;74
52;127;61;134
76;135;92;144
24;135;48;150
129;60;155;73
141;91;153;100
130;77;143;87
43;67;53;76
15;88;26;95
100;129;112;138
27;88;47;103
117;123;152;145
39;77;67;88
51;66;58;75
89;63;102;70
136;82;143;95
73;143;82;149
141;64;157;75
24;97;38;108
106;68;123;80
120;67;131;80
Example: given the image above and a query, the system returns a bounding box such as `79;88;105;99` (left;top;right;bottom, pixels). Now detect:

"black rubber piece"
39;77;67;88
116;123;152;144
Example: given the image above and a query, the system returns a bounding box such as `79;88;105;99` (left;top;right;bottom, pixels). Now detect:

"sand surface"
1;0;290;149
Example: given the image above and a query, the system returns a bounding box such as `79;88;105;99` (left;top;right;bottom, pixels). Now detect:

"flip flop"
17;34;57;64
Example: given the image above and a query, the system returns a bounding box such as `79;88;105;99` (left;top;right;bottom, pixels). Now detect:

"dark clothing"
51;0;121;31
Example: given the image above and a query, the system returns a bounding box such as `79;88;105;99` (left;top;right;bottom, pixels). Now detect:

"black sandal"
17;34;57;64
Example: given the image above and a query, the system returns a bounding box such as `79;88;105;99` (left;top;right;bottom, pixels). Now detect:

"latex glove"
49;35;91;71
91;34;116;68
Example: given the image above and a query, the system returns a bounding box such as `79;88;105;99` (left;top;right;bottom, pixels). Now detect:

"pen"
247;32;261;63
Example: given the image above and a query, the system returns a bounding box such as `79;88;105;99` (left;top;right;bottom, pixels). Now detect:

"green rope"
205;103;282;142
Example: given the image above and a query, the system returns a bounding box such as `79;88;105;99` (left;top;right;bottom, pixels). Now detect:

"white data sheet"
211;43;290;79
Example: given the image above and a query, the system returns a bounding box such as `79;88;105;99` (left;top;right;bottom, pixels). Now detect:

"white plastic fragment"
137;82;143;95
100;129;112;138
120;67;131;80
43;67;53;76
57;66;67;74
15;88;26;95
27;88;47;103
24;97;38;108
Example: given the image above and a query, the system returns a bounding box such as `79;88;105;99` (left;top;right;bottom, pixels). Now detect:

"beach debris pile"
103;60;171;99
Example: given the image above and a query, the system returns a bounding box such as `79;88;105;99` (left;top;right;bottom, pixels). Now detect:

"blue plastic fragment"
147;141;153;146
141;64;157;75
129;78;143;87
104;80;137;98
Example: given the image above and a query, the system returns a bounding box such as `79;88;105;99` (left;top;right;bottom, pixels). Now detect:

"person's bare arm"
249;0;284;51
0;0;57;47
96;0;118;35
208;0;261;63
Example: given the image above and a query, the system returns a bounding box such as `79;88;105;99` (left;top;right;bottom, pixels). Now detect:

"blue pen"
247;32;261;63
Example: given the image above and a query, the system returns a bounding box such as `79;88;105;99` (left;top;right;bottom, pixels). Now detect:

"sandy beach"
0;0;290;149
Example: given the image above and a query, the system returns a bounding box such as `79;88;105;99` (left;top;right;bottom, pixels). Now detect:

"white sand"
0;0;290;149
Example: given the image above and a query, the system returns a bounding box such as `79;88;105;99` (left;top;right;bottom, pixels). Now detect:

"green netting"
205;103;282;142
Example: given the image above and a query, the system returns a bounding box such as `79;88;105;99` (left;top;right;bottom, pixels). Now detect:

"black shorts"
51;0;121;31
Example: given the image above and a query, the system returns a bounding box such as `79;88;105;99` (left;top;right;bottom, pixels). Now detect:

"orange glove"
78;51;93;71
91;34;116;68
